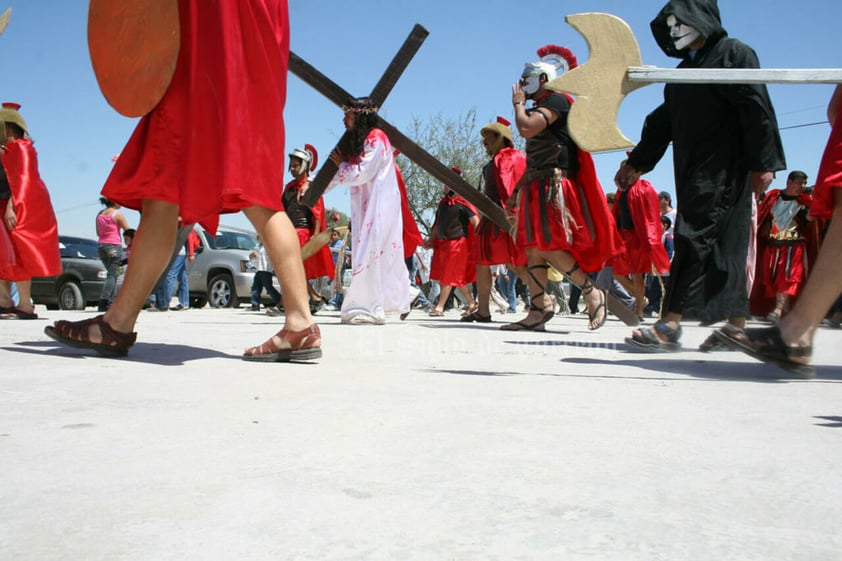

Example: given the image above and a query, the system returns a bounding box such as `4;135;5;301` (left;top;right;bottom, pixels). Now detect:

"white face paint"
520;73;541;95
666;14;702;51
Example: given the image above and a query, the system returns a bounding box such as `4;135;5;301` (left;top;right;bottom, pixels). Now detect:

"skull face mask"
666;14;702;51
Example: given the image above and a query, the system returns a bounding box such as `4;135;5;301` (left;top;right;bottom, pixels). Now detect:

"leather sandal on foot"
1;307;39;319
460;311;492;323
44;315;137;357
699;330;734;352
713;324;813;378
625;321;682;353
428;309;444;317
500;316;547;332
243;324;322;362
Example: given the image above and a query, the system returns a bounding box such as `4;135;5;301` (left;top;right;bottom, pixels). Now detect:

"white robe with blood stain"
326;128;410;323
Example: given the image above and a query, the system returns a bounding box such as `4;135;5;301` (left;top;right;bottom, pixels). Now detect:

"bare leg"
14;279;34;313
630;273;646;317
540;249;606;330
778;191;842;348
244;206;313;333
104;200;180;335
510;249;552;325
0;280;11;307
457;283;477;312
432;285;454;314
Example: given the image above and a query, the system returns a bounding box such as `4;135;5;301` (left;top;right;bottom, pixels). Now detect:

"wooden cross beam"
289;25;512;234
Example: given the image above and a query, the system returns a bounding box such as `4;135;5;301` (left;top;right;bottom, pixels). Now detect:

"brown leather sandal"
44;315;137;357
242;324;322;363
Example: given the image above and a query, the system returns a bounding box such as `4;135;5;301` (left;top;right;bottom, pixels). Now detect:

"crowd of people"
1;0;840;377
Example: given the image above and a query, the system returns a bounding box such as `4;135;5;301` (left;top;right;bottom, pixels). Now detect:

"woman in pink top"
95;197;129;311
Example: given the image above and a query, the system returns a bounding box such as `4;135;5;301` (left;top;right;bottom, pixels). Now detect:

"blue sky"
3;0;840;238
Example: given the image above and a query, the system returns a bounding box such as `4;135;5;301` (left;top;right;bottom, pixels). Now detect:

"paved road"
2;307;841;560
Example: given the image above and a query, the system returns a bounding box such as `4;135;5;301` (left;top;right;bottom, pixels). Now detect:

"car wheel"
208;273;235;308
58;281;85;310
189;296;207;309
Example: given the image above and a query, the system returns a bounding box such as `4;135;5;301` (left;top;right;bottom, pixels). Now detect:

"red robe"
610;178;671;276
101;0;289;235
474;147;527;267
0;139;61;280
813;105;842;219
430;195;477;287
750;189;819;314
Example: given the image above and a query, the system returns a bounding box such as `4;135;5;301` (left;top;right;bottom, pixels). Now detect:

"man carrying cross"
617;0;786;352
324;97;414;325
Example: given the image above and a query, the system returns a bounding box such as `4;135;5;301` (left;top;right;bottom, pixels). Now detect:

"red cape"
611;178;671;275
0;139;61;280
395;164;423;259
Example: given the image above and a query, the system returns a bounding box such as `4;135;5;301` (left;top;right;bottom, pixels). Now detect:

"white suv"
186;225;259;308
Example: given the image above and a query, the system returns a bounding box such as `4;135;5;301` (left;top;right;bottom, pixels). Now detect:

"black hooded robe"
627;0;786;323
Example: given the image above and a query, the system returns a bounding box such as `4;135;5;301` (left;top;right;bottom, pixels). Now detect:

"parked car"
31;235;121;310
186;225;263;308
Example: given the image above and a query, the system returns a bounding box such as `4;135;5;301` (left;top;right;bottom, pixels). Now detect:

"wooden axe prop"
545;12;842;153
289;25;513;235
0;8;10;36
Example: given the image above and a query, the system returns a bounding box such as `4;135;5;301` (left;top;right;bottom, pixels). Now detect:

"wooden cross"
290;25;512;234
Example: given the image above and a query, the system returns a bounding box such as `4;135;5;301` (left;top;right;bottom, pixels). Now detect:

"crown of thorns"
341;104;379;114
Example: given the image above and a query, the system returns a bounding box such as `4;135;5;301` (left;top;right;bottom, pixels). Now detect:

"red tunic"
101;0;289;233
430;195;477;287
813;106;842;219
749;189;818;314
0;139;61;280
474;147;527;267
516;147;622;273
610;179;671;276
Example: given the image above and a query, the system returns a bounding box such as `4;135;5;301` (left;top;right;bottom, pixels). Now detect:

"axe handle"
628;66;842;85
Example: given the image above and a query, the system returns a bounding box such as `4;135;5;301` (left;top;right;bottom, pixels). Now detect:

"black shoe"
250;304;260;311
170;305;188;311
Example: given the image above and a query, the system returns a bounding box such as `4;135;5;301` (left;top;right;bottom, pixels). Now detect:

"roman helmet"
289;143;319;174
520;45;578;96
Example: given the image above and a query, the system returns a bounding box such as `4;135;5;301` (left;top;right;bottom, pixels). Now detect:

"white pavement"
1;306;841;561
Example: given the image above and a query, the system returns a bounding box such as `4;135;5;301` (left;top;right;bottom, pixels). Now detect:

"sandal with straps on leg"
45;315;137;357
565;263;606;331
525;263;555;323
581;277;607;331
500;264;554;331
625;320;682;353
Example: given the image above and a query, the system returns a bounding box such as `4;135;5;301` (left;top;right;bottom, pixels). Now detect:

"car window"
213;231;257;250
58;237;99;259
